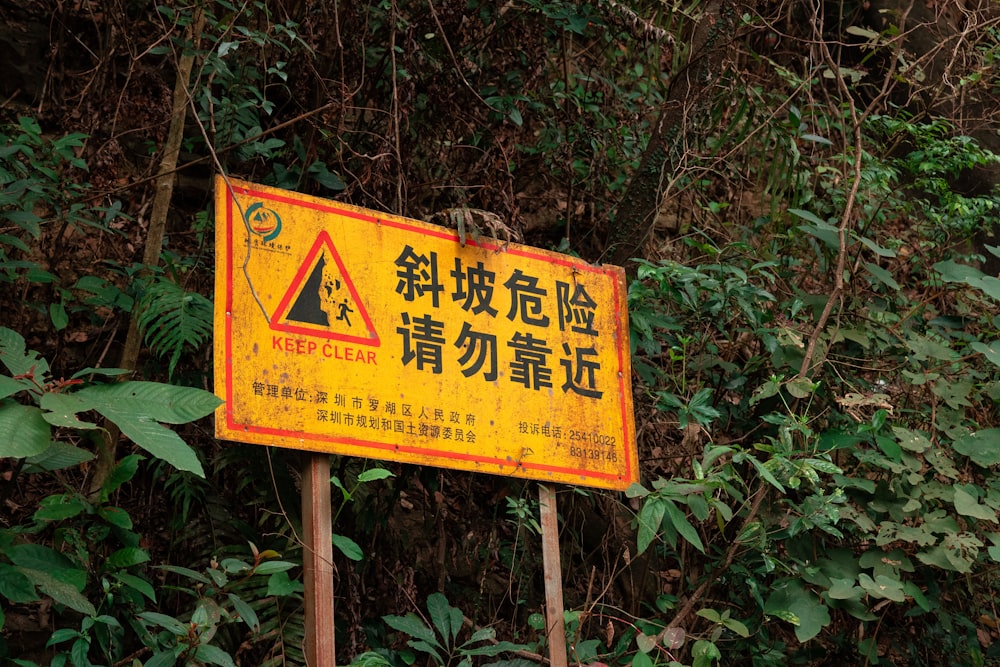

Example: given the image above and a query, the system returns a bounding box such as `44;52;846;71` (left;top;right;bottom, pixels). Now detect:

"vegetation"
1;0;999;666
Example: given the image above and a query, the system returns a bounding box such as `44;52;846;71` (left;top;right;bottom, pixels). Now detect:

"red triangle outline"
270;230;381;347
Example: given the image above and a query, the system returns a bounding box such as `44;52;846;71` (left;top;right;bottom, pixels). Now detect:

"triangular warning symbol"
271;231;380;346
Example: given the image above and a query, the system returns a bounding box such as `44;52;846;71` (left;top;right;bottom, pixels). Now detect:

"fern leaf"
136;278;214;377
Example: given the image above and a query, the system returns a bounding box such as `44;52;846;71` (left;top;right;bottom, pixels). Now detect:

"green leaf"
99;506;134;529
954;429;1000;467
0;374;30;400
0;403;51;458
194;644;237;667
266;571;304;597
49;302;68;331
663;499;704;554
74;381;222;424
858;573;905;601
0;327;50;378
253;560;295;575
383;613;438;646
106;547;150;569
427;592;461;644
863;262;900;290
332;533;363;561
22;441;94;473
0;563;40;603
786;376;817;399
788;208;830;226
19;568;96;616
764;579;831;642
6;543;77;573
357;467;394;483
115;572;156;602
104;454;142;497
892;427;932;453
97;407;204;476
971;340;1000;369
144;649;179;667
636;496;666;555
38;391;97;429
34;494;87;521
953;487;996;521
228;593;260;632
139;611;189;635
156;564;211;584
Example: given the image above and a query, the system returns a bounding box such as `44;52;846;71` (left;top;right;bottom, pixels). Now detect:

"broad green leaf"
49;302;68;331
99;506;133;529
636;631;658;653
98;407;204;476
663;499;704;554
74;381;222;424
139;611;189;635
19;568;96;616
357;468;394;483
332;533;363;561
788;208;831;226
0;562;40;603
33;494;87;522
228;592;260;632
382;613;438;646
70;367;131;379
6;544;76;574
22;441;94;473
764;579;831;642
427;592;461;644
636;497;666;555
971;341;1000;368
827;577;864;600
194;644;237;667
115;572;156;602
0;327;50;378
892;427;932;453
855;235;897;257
858;573;905;601
0;403;51;458
266;571;304;597
104;454;142;497
253;561;295;575
39;392;97;429
0;374;29;400
106;547;150;569
954;429;1000;467
863;261;900;290
786;376;817;399
144;649;179;667
953;487;996;521
155;564;211;584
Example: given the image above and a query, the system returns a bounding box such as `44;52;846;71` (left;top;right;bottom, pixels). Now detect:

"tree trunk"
603;0;741;271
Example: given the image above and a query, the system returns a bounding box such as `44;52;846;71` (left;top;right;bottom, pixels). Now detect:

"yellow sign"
214;177;637;490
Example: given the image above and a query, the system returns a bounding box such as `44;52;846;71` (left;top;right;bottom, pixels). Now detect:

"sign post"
539;485;568;667
214;176;638;666
302;454;336;666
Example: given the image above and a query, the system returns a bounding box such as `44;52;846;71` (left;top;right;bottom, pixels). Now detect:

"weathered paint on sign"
214;176;638;490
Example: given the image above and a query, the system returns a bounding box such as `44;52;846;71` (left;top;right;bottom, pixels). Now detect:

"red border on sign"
270;230;380;346
222;183;635;487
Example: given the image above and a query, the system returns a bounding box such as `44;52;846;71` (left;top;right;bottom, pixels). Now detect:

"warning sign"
271;231;378;345
214;176;638;490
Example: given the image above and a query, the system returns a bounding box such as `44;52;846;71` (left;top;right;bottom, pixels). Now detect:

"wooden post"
302;453;336;666
539;484;568;667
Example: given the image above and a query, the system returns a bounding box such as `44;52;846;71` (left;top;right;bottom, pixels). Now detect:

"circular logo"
245;202;282;242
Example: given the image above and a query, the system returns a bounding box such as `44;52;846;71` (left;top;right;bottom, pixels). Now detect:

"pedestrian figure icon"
337;299;353;326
